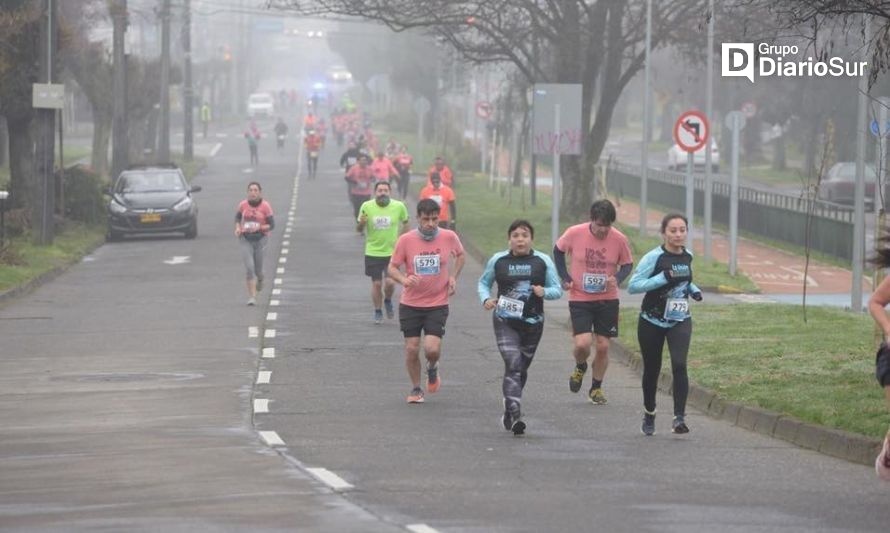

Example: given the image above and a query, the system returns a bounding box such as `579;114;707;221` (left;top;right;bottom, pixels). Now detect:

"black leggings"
637;317;691;416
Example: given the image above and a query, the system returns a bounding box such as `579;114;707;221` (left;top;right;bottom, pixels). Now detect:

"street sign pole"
686;151;694;243
704;0;715;260
551;104;561;247
729;112;741;276
640;0;652;237
853;15;870;312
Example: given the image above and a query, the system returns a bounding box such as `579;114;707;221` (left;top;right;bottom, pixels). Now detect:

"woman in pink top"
866;236;890;481
235;182;275;306
553;199;633;405
370;151;399;185
388;199;465;404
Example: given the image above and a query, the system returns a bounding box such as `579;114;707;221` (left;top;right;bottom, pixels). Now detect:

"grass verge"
617;303;887;438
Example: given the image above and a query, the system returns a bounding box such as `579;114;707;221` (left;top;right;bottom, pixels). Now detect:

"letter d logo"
722;43;755;83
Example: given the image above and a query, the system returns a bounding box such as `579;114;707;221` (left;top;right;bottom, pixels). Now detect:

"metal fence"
606;162;855;261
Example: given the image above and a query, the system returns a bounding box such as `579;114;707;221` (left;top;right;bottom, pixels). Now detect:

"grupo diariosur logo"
722;43;867;82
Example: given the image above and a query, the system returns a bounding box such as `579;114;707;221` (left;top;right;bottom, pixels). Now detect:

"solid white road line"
253;399;270;413
306;468;354;491
248;327;259;338
406;524;440;533
256;371;271;384
266;312;277;321
210;143;222;157
262;347;275;358
258;431;285;446
264;329;276;338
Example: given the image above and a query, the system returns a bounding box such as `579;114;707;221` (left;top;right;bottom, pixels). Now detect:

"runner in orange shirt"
427;156;454;187
393;145;413;199
418;172;456;230
303;130;323;180
370;150;399;186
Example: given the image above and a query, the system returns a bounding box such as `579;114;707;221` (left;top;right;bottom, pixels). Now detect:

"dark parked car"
818;162;878;205
106;165;200;240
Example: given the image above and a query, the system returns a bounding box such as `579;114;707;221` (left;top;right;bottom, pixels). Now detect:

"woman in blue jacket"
478;220;562;435
628;213;702;436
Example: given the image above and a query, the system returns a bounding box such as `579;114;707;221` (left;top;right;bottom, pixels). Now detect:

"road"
0;122;888;531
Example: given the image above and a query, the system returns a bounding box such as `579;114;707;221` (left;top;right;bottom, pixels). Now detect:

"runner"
304;129;322;180
478;220;562;435
426;156;454;187
627;213;702;436
866;236;890;480
357;181;409;324
370;150;399;187
553;199;633;405
244;128;260;167
388;199;466;404
235;182;274;306
345;154;374;219
393;145;413;199
418;172;456;229
274;117;288;151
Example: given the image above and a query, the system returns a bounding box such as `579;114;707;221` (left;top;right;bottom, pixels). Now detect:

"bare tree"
270;0;707;218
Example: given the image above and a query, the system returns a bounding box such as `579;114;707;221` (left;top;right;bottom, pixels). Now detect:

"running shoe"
641;411;656;436
511;418;526;436
427;365;440;393
406;387;425;404
255;278;263;292
588;387;607;405
247;297;256;306
384;299;395;319
672;415;690;434
501;399;512;431
374;309;383;325
569;364;586;393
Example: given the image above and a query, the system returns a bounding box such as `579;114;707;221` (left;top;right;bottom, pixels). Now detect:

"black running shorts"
399;304;449;338
364;255;391;281
568;299;620;337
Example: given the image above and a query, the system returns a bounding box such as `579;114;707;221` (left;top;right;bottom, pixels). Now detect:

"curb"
0;235;106;308
605;332;883;466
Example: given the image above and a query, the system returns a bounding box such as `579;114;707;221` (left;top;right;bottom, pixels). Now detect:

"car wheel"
184;219;198;239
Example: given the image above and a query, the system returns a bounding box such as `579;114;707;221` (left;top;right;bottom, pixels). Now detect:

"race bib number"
347;157;356;165
430;195;443;206
582;273;607;294
496;296;524;319
373;216;392;230
242;221;261;233
413;255;440;276
310;151;318;158
665;298;689;321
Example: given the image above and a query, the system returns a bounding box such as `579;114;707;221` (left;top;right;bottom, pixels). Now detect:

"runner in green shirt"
357;181;409;324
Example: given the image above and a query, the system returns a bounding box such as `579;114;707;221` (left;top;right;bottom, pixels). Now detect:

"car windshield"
116;171;186;193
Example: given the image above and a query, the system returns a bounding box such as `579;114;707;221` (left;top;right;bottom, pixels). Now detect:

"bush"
61;165;106;225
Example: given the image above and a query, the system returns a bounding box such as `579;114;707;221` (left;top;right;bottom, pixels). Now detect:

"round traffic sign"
673;110;710;153
724;110;746;131
475;101;492;120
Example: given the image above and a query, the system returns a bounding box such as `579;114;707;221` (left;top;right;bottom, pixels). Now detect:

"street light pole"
852;15;871;312
158;0;171;163
640;0;652;237
703;0;714;260
182;0;193;161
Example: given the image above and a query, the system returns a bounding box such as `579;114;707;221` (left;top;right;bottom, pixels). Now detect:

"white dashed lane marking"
306;468;354;492
407;524;440;533
248;327;259;338
272;289;281;295
258;431;285;446
266;312;277;321
270;300;280;307
262;347;275;358
256;371;271;384
274;278;283;285
264;329;276;338
253;399;270;413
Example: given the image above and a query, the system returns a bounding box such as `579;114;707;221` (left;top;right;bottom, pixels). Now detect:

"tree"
271;0;708;218
0;1;40;210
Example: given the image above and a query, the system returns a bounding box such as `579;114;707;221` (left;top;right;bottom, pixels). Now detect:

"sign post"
724;110;746;276
673;110;710;246
531;84;583;247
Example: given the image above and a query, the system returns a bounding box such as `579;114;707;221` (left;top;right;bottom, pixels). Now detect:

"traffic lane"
0;127;397;531
260;159;889;531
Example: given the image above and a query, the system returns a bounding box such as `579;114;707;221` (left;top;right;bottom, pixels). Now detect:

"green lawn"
618;304;888;438
741;164;813;188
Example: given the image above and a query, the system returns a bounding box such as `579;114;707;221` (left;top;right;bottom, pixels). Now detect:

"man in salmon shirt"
388;198;466;404
426;156;454;187
370;150;399;186
553;199;633;405
345;154;374;219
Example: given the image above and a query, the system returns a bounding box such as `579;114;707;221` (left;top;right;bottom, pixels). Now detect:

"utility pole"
640;0;652;236
33;0;57;245
703;0;715;260
158;0;171;163
182;0;193;160
852;15;871;312
111;0;129;178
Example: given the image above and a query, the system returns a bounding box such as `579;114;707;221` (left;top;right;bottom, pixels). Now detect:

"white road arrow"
163;256;191;265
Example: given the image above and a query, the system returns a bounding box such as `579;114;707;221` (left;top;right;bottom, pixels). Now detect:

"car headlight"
173;196;193;212
109;199;127;214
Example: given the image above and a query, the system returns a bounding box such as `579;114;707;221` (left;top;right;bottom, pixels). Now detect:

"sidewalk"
613;198;871;297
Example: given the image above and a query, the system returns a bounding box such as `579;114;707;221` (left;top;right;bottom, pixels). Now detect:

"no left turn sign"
673;110;710;153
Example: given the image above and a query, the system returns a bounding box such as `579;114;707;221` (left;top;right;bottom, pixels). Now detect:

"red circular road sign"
475;101;492;119
673;110;710;153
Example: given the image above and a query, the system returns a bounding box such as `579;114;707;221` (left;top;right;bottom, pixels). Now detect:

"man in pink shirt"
370;150;399;186
388;198;466;404
345;154;374;219
553;199;633;405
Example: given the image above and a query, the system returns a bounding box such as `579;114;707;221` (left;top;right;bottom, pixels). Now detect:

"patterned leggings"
493;314;544;417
